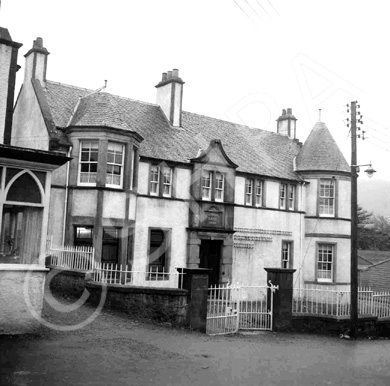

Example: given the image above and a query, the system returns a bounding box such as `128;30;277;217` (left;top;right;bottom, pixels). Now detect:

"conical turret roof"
295;121;350;173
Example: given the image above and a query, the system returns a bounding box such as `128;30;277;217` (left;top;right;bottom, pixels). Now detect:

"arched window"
6;173;42;204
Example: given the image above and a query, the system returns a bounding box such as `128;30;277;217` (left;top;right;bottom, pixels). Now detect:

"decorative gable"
190;139;238;169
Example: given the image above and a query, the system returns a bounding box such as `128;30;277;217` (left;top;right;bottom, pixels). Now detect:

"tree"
357;206;375;250
357;206;390;250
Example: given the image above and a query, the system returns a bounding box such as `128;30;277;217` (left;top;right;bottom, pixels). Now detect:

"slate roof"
358;250;390;266
41;80;342;180
295;122;350;173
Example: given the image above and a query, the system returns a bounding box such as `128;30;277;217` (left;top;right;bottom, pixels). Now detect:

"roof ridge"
47;80;296;141
46;79;93;93
182;110;292;139
96;91;158;107
366;258;390;269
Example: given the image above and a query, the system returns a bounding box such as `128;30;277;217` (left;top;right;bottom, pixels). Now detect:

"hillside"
358;179;390;219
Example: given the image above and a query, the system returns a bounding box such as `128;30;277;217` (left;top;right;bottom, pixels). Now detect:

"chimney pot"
34;37;43;49
167;71;172;79
282;109;286;115
172;69;179;78
287;108;292;115
162;72;167;81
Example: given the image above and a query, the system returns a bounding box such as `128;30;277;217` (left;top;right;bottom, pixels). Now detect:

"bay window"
78;140;125;188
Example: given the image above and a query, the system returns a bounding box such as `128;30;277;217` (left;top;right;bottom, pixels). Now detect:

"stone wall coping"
0;264;49;272
176;268;212;275
264;267;296;274
86;281;188;296
293;314;378;322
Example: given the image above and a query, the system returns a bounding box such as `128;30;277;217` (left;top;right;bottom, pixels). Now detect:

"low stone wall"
0;265;48;334
292;315;378;337
86;282;188;326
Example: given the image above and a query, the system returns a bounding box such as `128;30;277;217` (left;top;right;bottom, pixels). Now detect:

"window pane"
90;151;99;162
0;206;43;264
107;152;114;163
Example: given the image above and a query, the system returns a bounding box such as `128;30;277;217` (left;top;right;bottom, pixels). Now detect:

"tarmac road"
1;298;390;386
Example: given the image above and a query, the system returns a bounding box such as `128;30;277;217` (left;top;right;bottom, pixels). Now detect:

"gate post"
177;268;212;333
264;268;296;331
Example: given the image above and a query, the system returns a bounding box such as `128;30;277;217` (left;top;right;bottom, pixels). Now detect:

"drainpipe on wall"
297;181;306;291
62;146;72;245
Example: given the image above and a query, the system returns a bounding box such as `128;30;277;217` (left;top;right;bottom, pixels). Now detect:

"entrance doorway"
199;240;222;286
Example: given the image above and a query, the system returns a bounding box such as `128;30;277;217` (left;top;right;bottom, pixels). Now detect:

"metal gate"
206;282;278;335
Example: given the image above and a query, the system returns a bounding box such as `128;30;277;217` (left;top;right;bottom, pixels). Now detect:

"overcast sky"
2;0;390;181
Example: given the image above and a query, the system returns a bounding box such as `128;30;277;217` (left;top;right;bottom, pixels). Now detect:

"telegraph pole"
350;101;358;339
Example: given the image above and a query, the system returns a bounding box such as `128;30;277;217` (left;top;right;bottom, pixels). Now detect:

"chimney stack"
23;37;49;86
156;68;184;127
0;27;22;144
276;108;297;139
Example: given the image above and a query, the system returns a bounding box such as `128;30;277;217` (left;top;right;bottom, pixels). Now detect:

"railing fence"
47;240;95;272
293;284;390;319
93;262;185;289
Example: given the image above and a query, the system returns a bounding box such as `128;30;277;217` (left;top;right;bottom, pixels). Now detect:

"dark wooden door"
199;240;222;286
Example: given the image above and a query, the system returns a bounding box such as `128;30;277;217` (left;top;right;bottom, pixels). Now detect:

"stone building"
10;37;351;289
0;28;69;333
